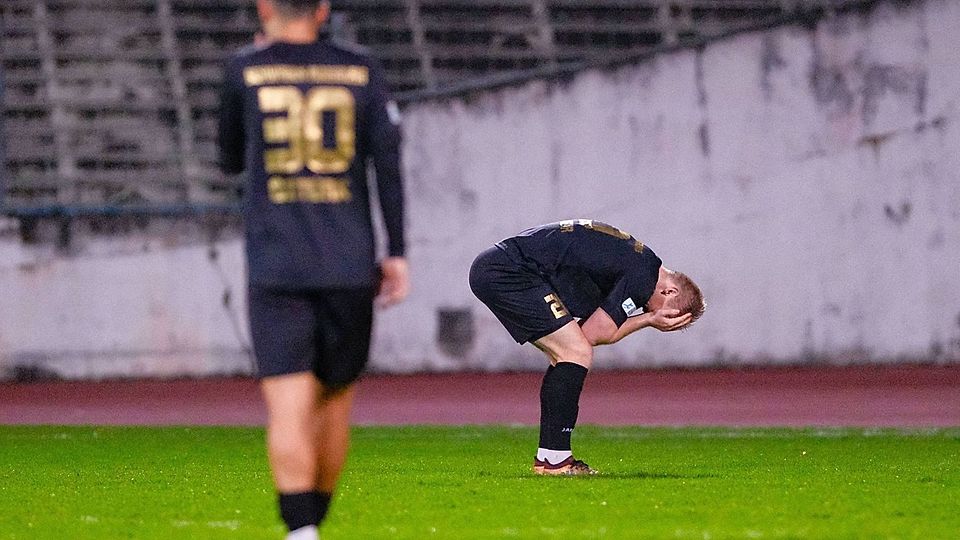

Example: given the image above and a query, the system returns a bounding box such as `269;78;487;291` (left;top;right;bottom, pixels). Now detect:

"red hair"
671;272;705;325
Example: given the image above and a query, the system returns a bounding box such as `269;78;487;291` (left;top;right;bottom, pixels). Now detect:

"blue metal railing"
1;0;877;218
1;203;240;219
0;65;6;210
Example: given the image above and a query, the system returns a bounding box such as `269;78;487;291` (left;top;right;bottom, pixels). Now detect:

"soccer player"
217;1;407;538
469;219;703;475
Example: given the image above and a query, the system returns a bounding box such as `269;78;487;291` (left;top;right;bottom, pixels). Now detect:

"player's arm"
365;60;404;258
217;58;246;175
581;308;692;346
365;60;408;305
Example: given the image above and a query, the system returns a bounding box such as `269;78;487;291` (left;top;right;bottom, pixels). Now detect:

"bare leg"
261;372;321;492
314;386;357;492
533;320;593;369
529;320;596;474
261;374;359;490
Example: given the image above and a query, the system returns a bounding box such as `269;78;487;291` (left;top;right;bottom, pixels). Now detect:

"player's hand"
254;31;271;46
646;308;692;332
377;257;410;307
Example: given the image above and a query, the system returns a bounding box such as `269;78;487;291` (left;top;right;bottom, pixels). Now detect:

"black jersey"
218;39;404;289
498;220;662;327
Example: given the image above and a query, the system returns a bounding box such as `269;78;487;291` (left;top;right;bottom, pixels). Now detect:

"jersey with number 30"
218;40;404;289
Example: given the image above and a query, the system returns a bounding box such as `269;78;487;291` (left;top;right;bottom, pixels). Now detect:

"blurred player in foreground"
218;0;407;537
470;220;703;475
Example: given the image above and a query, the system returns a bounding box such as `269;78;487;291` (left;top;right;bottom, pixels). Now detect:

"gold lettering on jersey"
244;65;369;87
264;148;295;173
257;86;356;175
543;293;569;319
268;176;352;204
262;117;290;143
259;87;304;174
304;87;355;174
559;219;643;250
584;220;631;240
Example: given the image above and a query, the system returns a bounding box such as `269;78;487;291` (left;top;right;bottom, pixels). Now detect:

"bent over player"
218;1;408;538
469;220;703;475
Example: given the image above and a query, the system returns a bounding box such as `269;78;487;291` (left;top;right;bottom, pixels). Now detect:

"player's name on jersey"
244;65;369;87
268;176;352;204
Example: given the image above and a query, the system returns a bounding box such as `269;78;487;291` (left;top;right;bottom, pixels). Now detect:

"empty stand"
1;0;858;208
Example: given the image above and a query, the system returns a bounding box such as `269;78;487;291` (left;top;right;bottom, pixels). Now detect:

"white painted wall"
1;0;958;379
0;228;252;379
399;0;960;371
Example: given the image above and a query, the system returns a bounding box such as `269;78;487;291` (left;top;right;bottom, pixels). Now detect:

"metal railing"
1;0;879;218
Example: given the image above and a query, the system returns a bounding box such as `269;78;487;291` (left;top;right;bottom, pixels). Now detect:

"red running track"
1;365;958;427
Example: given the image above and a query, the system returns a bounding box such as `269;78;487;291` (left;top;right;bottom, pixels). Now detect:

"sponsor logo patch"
621;297;637;315
386;101;401;125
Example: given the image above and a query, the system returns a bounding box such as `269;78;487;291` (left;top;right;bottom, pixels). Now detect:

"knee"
267;422;313;463
267;428;299;459
266;422;319;491
319;386;356;416
558;340;593;369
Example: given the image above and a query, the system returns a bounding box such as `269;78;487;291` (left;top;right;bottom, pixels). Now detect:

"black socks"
538;362;589;451
279;491;331;531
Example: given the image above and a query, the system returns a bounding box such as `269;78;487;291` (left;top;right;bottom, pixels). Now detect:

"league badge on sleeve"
386;101;401;125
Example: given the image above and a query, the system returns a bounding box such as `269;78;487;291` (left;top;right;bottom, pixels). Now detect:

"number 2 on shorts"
543;293;569;319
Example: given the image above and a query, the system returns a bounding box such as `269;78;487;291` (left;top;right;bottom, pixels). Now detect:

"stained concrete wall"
399;0;960;371
0;223;252;379
1;0;958;379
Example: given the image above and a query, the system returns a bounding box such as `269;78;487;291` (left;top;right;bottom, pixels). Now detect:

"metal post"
33;0;75;203
156;0;202;201
405;0;437;90
0;64;6;208
658;3;678;46
530;0;557;68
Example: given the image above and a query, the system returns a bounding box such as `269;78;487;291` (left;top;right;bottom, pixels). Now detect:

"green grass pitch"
1;425;958;539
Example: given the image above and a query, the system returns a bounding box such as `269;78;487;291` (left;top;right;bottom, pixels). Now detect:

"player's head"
668;271;704;325
646;268;705;326
257;0;330;31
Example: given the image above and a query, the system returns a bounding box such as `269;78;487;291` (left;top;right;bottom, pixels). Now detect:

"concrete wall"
1;0;959;379
399;0;960;371
0;223;252;379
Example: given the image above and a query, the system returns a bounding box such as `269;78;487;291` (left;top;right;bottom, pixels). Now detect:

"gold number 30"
258;85;356;175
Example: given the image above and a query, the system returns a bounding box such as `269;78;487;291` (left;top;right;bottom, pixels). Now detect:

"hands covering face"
646;308;693;332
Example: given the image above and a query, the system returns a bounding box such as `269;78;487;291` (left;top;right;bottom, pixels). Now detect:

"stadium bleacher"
1;0;861;208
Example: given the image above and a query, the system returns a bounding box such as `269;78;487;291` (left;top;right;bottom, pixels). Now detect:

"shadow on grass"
515;471;717;480
595;471;718;480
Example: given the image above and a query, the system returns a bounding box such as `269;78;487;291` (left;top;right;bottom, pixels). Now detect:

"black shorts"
468;245;574;344
248;286;375;387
